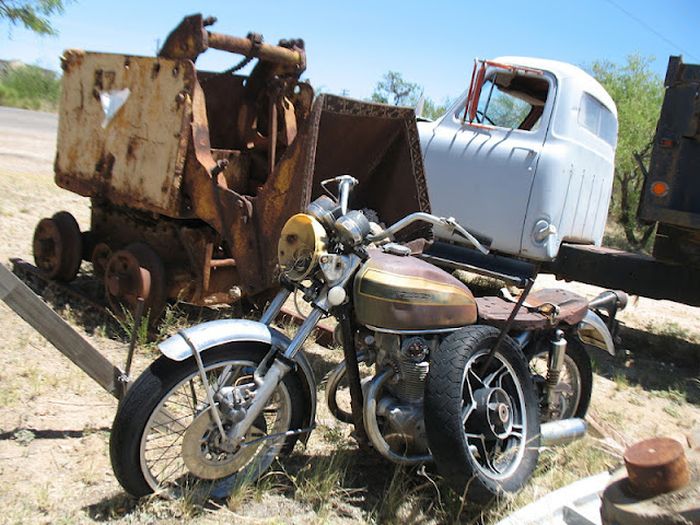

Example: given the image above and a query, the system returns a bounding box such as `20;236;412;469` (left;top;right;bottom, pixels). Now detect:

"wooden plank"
0;264;123;398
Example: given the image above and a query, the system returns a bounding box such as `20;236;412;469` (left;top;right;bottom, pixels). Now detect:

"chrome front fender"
158;319;316;439
577;310;615;356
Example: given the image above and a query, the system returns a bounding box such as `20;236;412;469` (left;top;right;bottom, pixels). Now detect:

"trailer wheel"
32;211;83;281
105;242;167;320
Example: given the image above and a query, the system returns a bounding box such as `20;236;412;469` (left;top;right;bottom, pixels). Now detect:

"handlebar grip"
207;32;304;67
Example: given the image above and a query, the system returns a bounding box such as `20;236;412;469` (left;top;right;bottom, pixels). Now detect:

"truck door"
421;62;554;257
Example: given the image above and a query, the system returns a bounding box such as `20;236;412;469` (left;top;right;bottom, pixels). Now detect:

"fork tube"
282;307;324;360
260;288;292;326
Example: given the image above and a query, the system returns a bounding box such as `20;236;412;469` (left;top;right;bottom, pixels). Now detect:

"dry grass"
1;116;699;524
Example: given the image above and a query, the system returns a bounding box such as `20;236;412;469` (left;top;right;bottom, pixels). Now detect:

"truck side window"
467;72;549;131
578;92;618;147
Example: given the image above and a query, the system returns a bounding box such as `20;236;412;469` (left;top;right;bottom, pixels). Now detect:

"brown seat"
476;288;589;330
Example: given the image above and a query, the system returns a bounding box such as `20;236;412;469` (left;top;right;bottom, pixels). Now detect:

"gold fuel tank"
353;250;477;331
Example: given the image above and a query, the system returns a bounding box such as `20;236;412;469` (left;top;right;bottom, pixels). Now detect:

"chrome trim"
157;318;317;443
365;324;461;335
159;319;272;361
363;367;432;465
540;418;587;447
577;310;615;356
260;288;292;325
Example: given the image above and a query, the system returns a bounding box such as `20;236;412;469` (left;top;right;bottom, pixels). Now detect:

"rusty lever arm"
207;32;303;67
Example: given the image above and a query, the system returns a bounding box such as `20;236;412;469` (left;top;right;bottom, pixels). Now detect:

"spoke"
155;453;186;484
149;433;184;464
151;410;190;433
467;367;484;391
462;402;476;425
509;423;523;440
474;436;497;473
483;364;506;388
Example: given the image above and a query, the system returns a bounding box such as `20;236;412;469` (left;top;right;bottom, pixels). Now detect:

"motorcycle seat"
475;288;589;330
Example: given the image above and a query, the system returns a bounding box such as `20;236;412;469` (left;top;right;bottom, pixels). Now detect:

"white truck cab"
418;57;618;261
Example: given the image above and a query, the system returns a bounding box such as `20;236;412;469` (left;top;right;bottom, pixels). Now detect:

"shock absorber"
546;329;567;416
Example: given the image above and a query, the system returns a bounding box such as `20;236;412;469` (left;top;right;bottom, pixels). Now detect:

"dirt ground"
0;107;698;524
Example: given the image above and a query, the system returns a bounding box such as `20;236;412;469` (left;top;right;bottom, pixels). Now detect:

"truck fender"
158;319;316;442
577;310;615;356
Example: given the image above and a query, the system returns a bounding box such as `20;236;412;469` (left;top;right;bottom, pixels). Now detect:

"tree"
371;71;420;106
0;0;65;35
370;70;450;120
591;55;664;250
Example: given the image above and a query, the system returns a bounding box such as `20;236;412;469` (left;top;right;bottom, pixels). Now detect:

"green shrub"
0;64;60;111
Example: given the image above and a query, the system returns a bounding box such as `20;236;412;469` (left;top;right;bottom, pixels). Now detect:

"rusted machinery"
33;14;429;317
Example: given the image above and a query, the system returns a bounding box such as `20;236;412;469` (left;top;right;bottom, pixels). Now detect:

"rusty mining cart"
32;14;429;318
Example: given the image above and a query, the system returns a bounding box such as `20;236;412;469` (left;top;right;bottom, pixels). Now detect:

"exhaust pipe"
588;290;627;312
540;418;587;446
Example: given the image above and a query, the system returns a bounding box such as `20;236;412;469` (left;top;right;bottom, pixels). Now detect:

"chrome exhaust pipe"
540;418;587;446
363;368;431;465
588;290;627;312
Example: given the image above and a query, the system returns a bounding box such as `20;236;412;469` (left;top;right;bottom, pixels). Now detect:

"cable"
602;0;699;62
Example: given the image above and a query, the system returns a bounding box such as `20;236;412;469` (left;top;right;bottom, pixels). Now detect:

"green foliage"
591;55;664;249
370;70;450;120
0;63;60;110
371;70;420;106
0;0;65;35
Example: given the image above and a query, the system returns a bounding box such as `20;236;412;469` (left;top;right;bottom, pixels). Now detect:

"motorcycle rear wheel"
526;336;593;421
110;345;306;498
425;325;540;503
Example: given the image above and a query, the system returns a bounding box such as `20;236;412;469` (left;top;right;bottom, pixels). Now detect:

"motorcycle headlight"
278;213;327;281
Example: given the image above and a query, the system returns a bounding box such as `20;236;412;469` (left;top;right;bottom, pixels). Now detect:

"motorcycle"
110;175;623;503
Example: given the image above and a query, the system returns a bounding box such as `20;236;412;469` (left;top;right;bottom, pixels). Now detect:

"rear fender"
577;310;615;356
158;319;316;442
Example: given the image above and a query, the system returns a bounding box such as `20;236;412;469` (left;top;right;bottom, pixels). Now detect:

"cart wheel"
32;211;83;281
91;243;112;279
105;242;167;320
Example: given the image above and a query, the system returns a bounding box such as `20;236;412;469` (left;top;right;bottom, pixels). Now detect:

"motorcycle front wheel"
425;325;540;503
110;345;306;498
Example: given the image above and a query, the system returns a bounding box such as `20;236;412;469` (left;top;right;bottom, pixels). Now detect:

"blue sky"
1;0;698;102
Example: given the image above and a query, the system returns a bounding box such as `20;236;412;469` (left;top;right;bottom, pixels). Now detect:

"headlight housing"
278;213;327;281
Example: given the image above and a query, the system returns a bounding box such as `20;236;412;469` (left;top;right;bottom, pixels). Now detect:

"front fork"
200;287;325;446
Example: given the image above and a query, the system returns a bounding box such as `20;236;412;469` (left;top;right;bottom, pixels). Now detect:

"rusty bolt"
623;437;690;498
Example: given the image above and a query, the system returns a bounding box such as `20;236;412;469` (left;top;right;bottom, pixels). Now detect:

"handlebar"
367;212;489;255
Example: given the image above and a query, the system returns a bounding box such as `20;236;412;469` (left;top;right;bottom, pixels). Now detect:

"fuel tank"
353;249;477;331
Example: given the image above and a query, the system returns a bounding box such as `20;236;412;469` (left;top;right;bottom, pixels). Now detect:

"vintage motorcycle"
110;175;623;503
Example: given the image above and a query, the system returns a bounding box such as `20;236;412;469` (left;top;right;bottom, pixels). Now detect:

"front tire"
110;344;306;498
425;325;540;503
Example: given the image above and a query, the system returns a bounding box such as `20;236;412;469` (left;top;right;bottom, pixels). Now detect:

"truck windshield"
474;73;549;131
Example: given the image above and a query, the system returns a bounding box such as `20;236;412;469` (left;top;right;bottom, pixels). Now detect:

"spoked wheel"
32;211;83;281
425;325;540;503
104;242;167;319
526;336;593;421
110;345;306;498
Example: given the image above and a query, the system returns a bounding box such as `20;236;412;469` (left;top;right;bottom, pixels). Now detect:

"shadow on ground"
592;323;700;405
